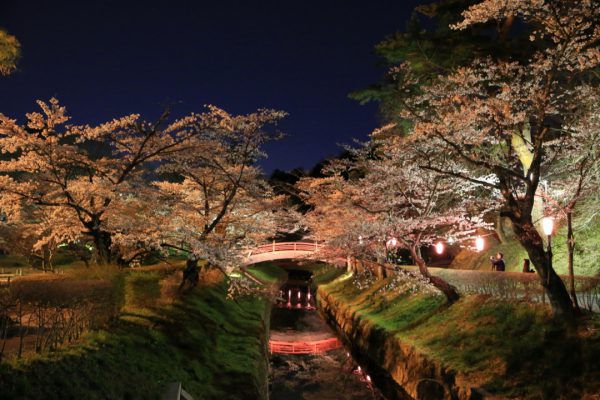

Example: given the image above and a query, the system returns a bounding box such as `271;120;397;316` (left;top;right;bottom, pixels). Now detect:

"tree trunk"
42;244;52;272
566;211;580;311
92;231;113;265
510;217;574;321
409;246;459;303
496;214;508;244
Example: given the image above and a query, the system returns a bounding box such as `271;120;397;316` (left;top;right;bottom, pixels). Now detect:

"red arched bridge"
242;241;345;267
269;337;342;354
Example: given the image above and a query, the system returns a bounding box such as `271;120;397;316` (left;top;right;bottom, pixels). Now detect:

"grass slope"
0;271;271;400
320;274;600;399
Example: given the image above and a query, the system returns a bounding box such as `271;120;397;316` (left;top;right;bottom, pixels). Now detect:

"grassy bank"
319;273;600;399
245;262;289;285
0;268;273;400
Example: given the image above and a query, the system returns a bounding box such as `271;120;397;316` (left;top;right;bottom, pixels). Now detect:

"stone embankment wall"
318;287;488;400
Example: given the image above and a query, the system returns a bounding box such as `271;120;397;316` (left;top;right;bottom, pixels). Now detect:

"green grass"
320;275;445;332
0;275;271;400
245;262;288;285
124;272;161;308
309;263;345;291
319;275;600;399
552;216;600;276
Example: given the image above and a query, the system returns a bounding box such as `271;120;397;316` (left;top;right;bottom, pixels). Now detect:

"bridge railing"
269;337;341;354
249;241;320;255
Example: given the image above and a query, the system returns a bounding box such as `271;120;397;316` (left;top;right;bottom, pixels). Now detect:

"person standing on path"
490;252;506;272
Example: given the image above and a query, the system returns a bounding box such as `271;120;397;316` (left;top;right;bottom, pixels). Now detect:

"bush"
2;276;118;356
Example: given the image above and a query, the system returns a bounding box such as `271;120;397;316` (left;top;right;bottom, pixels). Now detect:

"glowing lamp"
542;217;554;236
475;236;484;252
366;375;372;383
435;242;444;255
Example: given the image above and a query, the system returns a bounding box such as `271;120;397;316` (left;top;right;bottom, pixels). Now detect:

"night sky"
1;0;427;173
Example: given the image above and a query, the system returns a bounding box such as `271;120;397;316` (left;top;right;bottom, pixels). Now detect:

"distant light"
475;236;484;252
447;236;456;245
435;242;444;255
358;235;363;245
387;237;397;248
542;217;554;236
366;375;371;383
357;366;362;373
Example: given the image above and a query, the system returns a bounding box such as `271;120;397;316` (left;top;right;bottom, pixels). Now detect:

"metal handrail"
163;382;194;400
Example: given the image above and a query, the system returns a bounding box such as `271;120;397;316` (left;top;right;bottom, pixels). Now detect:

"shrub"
1;275;120;357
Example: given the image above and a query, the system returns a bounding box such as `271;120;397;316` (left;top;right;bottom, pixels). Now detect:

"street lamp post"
542;217;554;284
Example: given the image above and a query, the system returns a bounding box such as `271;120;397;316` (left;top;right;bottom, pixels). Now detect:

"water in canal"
268;262;404;400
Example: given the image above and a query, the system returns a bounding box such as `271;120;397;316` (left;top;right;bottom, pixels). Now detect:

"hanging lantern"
475;236;485;252
387;237;397;248
435;242;444;255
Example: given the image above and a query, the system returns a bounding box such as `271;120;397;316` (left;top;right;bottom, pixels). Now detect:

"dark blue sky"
0;0;427;173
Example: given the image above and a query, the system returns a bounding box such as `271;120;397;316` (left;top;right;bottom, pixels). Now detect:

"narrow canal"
267;261;404;400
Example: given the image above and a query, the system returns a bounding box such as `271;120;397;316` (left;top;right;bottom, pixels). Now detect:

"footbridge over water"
242;241;345;267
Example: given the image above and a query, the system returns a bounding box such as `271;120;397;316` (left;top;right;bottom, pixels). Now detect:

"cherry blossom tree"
151;107;291;275
300;138;492;301
1;205;85;270
0;28;19;76
0;99;288;268
389;0;600;319
541;88;600;310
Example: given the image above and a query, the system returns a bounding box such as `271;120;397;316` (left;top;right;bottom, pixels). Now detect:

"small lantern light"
475;236;484;252
542;216;554;236
435;242;444;255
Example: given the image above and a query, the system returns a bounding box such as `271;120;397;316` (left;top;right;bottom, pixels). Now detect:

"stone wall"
317;286;489;400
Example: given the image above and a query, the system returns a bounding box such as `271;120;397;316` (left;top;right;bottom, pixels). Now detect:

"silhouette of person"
490;252;506;272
